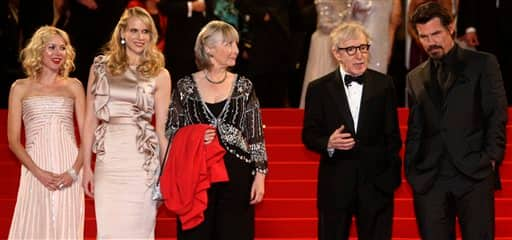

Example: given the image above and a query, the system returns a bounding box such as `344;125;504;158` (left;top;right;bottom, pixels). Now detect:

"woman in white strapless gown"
8;26;85;239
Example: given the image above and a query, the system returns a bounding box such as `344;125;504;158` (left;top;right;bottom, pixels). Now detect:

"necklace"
204;70;227;84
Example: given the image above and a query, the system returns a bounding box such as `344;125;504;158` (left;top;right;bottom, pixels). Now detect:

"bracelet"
67;168;79;182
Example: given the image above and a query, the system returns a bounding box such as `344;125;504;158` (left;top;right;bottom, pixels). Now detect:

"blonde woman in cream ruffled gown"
81;7;171;239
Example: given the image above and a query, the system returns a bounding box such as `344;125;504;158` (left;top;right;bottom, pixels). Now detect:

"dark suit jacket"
405;45;507;194
157;0;212;82
64;0;128;84
457;1;492;52
237;0;293;74
302;68;402;210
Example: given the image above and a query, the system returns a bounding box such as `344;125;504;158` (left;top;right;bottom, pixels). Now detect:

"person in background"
127;0;167;51
299;0;348;109
457;0;511;105
18;0;54;45
405;2;507;239
302;21;402;240
81;7;171;239
157;0;209;86
299;0;402;108
62;0;128;86
238;0;294;107
8;26;85;239
165;20;267;240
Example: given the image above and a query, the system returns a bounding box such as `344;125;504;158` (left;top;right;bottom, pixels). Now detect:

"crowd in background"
1;0;510;108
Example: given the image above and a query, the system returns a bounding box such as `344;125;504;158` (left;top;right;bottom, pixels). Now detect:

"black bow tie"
344;74;364;86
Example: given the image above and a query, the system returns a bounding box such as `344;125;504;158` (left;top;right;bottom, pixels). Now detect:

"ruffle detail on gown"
134;82;160;186
91;56;110;157
91;55;160;186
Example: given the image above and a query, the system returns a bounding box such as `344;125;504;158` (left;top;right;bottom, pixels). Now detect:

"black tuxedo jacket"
405;45;507;194
302;68;402;210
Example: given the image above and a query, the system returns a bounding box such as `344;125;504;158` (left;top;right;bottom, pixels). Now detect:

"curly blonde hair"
20;26;75;78
103;7;164;77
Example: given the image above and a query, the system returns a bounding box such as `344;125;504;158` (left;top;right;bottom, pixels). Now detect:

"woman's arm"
243;87;267;205
71;78;86;173
8;80;60;191
154;69;172;161
81;66;99;198
56;78;87;189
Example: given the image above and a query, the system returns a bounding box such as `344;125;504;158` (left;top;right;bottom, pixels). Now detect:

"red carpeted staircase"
1;108;512;239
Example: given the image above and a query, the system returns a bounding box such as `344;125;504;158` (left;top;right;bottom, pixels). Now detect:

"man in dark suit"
456;0;511;105
237;0;294;107
63;0;128;85
302;22;402;240
157;0;210;86
405;2;507;239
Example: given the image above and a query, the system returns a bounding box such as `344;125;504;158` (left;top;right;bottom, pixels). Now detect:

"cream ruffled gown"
91;56;160;239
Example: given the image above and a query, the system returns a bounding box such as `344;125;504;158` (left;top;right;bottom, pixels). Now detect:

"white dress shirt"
340;67;364;133
327;67;364;157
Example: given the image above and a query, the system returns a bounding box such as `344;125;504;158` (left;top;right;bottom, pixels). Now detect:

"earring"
121;37;126;45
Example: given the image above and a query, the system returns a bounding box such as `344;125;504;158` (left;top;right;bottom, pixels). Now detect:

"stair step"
259;108;512;128
2;175;512;198
3;145;512;180
261;108;410;127
2;197;512;219
2;217;512;238
263;126;512;145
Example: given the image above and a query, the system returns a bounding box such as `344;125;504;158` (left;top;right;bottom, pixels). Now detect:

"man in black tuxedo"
405;2;507;239
302;22;402;240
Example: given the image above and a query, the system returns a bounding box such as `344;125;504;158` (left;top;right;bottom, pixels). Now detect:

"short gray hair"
330;21;371;50
194;20;239;70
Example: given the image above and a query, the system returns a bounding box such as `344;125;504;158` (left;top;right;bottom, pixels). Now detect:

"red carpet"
1;108;512;239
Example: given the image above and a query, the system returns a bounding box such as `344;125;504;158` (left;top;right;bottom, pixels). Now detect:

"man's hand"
462;31;479;48
327;125;355;150
191;0;206;12
77;0;98;10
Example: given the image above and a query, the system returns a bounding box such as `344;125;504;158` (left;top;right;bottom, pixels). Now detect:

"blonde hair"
330;21;371;50
20;26;75;78
103;7;164;77
194;20;239;70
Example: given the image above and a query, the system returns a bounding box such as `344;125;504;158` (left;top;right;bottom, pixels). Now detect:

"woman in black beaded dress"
165;20;267;240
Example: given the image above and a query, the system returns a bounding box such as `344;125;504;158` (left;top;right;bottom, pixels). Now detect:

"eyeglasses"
337;44;371;56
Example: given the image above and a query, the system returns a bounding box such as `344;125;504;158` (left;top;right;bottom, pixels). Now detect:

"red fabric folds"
160;124;229;230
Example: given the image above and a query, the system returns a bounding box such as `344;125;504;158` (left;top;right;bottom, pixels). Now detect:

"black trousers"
177;153;255;240
413;173;495;240
318;181;394;240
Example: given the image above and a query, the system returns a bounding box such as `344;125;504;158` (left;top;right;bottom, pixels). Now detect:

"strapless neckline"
23;95;74;102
